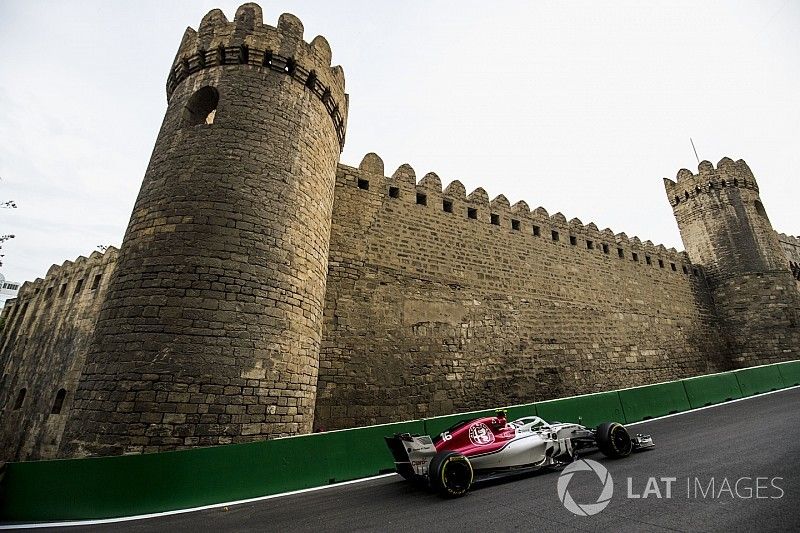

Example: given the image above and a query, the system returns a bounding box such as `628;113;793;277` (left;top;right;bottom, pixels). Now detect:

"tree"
1;177;17;268
0;234;14;268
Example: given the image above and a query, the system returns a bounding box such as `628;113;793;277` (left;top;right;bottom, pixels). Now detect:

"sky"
0;0;798;284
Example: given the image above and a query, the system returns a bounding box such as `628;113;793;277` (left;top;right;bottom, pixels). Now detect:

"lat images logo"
557;459;614;516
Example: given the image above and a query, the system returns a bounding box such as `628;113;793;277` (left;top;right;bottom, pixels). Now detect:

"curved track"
38;387;800;532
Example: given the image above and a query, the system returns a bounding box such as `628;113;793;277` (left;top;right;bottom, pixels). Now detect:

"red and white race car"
385;411;653;496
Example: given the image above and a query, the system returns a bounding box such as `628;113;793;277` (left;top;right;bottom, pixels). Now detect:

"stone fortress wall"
1;3;798;461
665;160;800;367
2;157;798;459
315;156;726;429
58;3;348;457
779;233;800;283
0;249;117;461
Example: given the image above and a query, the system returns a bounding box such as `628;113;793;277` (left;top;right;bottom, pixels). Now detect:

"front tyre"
596;422;633;458
429;451;473;497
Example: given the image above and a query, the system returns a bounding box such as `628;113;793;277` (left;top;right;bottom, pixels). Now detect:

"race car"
385;410;653;497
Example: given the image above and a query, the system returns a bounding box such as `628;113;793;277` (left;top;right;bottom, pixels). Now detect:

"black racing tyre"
596;422;633;458
429;451;473;497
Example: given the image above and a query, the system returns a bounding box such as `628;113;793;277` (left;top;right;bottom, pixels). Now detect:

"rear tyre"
429;451;473;497
596;422;633;458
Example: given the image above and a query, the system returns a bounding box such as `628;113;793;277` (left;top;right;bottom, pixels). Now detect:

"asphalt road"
42;387;800;533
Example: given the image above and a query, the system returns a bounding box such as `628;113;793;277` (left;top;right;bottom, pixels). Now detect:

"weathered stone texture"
778;233;800;287
0;249;117;461
314;157;725;430
665;158;800;367
1;4;798;461
58;4;346;456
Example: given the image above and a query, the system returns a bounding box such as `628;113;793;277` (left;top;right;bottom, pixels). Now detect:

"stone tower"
665;158;800;367
61;3;347;456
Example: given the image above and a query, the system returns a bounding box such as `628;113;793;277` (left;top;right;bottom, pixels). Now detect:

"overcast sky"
0;1;797;284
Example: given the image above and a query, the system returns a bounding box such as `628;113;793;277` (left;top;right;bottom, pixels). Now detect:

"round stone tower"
62;3;347;456
665;158;800;367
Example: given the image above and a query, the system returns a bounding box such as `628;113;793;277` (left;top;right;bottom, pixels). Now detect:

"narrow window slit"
306;70;318;89
51;389;66;414
13;388;26;410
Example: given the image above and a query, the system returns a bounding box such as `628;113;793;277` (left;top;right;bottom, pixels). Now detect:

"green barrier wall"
681;372;742;409
503;402;538;422
535;391;625;428
2;361;798;524
777;360;800;386
618;380;691;422
734;365;786;397
0;419;423;523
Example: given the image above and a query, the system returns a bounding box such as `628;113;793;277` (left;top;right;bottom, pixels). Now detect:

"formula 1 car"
385;411;653;497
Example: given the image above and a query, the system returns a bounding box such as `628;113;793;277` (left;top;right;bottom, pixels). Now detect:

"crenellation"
667;155;800;366
1;2;796;461
511;200;530;215
168;5;346;150
419;172;442;192
443;180;466;200
466;186;489;205
316;155;729;428
391;163;416;185
0;247;118;461
665;158;759;207
324;168;709;271
358;152;384;176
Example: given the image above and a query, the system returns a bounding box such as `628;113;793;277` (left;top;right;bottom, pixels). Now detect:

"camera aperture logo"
557;459;613;516
557;460;785;517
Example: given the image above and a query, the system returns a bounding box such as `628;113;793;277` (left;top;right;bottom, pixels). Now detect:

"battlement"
10;247;118;304
167;3;347;150
663;157;758;208
340;153;698;274
777;233;800;248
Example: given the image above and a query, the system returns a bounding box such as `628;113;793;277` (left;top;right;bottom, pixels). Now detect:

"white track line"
0;473;397;530
3;384;798;530
625;384;799;426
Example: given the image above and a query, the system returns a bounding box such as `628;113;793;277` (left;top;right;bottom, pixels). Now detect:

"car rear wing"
385;433;437;478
